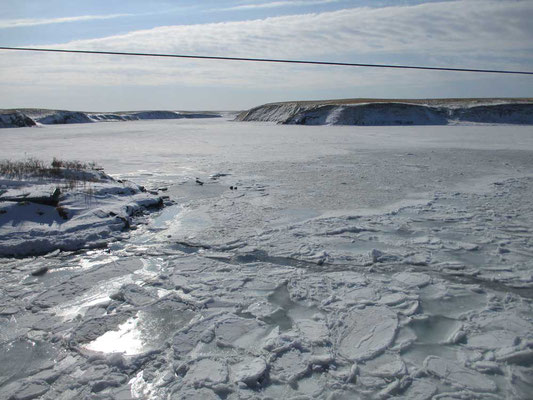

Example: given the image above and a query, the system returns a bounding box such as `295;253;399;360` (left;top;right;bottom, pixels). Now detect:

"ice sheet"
0;119;532;399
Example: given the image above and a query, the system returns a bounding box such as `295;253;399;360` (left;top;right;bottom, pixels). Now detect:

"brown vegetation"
0;157;98;180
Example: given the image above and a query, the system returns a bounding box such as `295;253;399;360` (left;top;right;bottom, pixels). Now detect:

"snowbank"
236;99;533;125
0;109;221;128
0;166;163;257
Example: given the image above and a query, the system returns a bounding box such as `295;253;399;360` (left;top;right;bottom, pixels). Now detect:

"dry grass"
0;158;47;178
0;157;99;180
51;157;95;170
0;158;105;202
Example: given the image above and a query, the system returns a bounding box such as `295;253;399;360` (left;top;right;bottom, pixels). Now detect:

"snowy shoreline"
0;163;165;257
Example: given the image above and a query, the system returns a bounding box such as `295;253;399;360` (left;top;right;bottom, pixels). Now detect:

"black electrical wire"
1;46;532;75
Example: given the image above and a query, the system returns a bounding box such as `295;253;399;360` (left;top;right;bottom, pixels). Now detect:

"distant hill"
0;109;222;128
236;98;533;126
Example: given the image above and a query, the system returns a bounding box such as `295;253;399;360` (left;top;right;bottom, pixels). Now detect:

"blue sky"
0;0;532;110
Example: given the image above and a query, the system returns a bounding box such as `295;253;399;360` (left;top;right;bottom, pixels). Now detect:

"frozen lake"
1;118;533;399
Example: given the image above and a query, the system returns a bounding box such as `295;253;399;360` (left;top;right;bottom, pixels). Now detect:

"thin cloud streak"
224;0;341;11
0;13;134;29
59;1;533;60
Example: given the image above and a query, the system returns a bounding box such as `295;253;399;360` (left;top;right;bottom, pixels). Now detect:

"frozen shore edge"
236;98;533;125
0;167;165;257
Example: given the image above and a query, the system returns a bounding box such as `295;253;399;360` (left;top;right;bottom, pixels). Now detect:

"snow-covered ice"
0;118;532;399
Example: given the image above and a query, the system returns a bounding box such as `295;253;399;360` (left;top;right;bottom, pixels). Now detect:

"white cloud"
0;0;531;103
0;14;134;29
53;1;532;60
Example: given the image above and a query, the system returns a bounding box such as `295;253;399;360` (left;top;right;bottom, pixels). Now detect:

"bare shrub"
0;158;46;179
51;157;62;169
0;158;102;195
51;157;94;171
0;158;99;180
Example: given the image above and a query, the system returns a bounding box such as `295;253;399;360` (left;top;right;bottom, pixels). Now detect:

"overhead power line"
1;46;532;75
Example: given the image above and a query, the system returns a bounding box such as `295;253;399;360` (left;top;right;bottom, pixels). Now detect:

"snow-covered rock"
0;167;163;256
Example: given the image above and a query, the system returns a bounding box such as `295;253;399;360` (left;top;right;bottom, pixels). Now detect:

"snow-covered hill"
236;99;533;125
0;109;221;128
0;111;36;128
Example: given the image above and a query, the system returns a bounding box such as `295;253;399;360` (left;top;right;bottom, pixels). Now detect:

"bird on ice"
195;178;204;186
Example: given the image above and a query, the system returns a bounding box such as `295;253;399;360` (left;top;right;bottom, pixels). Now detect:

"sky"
0;0;532;111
